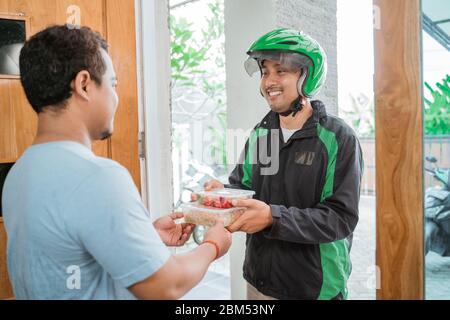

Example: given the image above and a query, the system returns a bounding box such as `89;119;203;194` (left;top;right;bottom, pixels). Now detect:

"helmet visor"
244;51;312;77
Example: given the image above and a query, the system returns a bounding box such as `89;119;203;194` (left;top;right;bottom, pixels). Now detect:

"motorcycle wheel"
425;219;439;256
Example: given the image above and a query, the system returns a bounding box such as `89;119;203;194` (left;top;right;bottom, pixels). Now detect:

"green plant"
340;93;375;137
170;17;207;86
170;1;224;90
424;75;450;135
170;0;228;167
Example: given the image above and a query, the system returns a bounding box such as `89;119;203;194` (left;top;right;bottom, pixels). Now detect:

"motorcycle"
425;156;450;256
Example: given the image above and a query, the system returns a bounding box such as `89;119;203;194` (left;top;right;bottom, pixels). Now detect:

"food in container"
180;203;246;227
193;188;255;209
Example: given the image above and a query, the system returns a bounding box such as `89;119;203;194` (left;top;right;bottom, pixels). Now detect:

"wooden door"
0;0;140;299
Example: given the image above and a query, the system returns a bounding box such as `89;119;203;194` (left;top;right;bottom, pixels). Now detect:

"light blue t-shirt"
2;141;171;299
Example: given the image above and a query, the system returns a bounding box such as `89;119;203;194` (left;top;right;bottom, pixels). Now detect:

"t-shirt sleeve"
64;165;171;289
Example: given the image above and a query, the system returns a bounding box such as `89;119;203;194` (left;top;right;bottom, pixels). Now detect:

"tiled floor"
426;252;450;300
347;195;376;300
176;238;232;300
348;196;450;300
181;270;231;300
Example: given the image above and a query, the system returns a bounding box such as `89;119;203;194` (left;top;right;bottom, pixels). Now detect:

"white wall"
276;0;338;114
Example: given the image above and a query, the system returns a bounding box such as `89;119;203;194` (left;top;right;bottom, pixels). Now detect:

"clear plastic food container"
193;188;255;209
180;203;246;227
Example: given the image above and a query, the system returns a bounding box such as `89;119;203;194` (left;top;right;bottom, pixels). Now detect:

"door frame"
134;0;174;218
374;0;424;299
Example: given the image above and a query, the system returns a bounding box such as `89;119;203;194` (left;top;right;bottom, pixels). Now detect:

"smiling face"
260;59;301;113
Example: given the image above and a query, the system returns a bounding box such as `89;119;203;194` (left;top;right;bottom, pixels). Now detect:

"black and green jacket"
228;100;363;300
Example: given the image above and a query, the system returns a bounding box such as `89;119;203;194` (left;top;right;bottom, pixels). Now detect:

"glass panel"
0;19;25;76
169;0;230;299
337;0;376;299
422;0;450;300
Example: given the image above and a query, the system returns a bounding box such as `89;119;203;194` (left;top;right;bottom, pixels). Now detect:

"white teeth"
268;91;282;97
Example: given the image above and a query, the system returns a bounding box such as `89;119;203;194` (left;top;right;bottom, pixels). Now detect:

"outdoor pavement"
426;252;450;300
347;196;376;300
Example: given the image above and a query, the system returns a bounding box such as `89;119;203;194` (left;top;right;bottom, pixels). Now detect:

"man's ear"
71;70;91;101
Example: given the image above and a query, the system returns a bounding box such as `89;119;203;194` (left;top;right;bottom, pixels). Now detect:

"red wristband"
203;240;220;260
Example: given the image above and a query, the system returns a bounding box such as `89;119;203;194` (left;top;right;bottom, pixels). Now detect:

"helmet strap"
279;69;307;117
297;68;307;96
279;96;302;117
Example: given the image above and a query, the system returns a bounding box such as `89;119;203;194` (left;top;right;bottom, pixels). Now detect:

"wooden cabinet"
0;0;140;299
0;80;37;163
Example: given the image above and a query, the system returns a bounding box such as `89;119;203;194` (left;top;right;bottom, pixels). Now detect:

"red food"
202;197;213;206
200;195;233;208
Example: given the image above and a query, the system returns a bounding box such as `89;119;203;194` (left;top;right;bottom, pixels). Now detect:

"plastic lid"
194;188;255;199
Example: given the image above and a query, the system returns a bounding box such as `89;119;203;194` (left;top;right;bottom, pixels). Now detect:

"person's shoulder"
255;110;278;130
66;161;136;206
84;157;131;184
320;114;358;140
88;154;125;172
30;141;130;184
48;141;126;172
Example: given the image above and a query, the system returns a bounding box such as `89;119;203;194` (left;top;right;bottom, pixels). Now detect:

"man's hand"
190;180;225;201
203;220;232;259
153;213;194;246
227;199;273;234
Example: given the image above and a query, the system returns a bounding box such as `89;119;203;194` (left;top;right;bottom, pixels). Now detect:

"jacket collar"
257;100;328;139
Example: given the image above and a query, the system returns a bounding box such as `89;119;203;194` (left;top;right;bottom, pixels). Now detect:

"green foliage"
170;0;227;167
340;74;450;138
170;17;207;84
341;93;375;137
424;75;450;135
170;0;225;89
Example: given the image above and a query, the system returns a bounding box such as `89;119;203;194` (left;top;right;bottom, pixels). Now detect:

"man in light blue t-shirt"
2;25;232;300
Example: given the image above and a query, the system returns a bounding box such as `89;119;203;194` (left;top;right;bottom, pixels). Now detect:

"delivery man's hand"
190;179;225;201
153;212;195;246
227;199;273;234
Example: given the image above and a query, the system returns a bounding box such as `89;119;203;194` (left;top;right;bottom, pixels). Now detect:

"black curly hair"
19;25;108;113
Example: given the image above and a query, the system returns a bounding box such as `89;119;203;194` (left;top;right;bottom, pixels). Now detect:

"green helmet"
244;28;327;98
